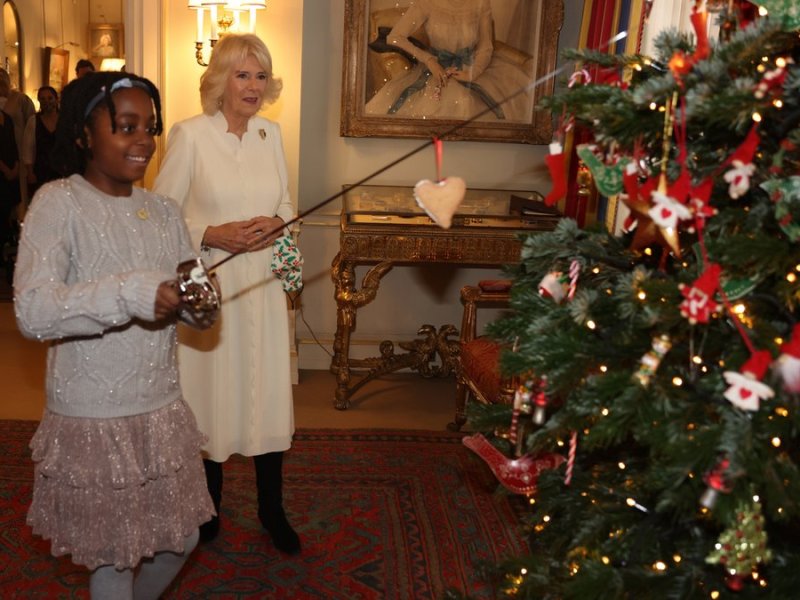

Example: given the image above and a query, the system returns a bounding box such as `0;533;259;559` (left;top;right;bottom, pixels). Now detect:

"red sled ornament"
679;263;723;324
462;433;565;495
723;350;775;411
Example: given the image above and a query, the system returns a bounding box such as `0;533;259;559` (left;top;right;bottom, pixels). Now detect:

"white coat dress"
154;111;295;461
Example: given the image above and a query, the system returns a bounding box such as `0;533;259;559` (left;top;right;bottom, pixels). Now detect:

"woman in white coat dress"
153;33;299;554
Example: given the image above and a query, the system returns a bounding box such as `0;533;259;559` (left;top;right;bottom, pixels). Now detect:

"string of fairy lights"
500;4;795;593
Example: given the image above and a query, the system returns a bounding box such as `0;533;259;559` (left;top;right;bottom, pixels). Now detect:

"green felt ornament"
719;278;758;300
761;176;800;241
753;0;800;30
576;144;630;197
690;244;758;301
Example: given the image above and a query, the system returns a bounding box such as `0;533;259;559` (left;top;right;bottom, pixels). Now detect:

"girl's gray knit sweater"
14;175;198;419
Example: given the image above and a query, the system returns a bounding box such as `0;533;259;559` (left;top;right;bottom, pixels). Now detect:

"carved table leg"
331;254;355;409
333;328;353;410
330;254;393;409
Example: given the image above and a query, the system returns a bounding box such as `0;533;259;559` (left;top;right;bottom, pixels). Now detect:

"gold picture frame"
340;0;564;144
43;47;69;92
88;23;124;61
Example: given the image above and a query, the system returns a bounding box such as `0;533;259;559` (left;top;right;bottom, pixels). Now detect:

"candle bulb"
249;7;257;33
196;7;204;43
209;5;219;40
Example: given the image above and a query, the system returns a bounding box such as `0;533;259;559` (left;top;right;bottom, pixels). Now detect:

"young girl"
14;72;216;598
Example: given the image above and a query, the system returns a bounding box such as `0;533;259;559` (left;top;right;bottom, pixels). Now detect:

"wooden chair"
449;280;516;431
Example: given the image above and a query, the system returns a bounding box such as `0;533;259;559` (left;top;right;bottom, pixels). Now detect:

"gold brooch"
137;207;149;220
259;129;266;140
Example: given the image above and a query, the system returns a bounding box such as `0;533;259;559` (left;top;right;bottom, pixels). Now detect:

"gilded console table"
329;185;558;410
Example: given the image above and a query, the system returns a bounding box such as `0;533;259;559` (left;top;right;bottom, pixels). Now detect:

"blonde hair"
199;33;283;115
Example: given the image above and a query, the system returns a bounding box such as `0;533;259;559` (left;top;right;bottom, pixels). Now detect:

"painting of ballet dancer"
341;0;564;144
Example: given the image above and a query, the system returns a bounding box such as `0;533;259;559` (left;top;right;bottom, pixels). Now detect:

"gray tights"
88;528;199;600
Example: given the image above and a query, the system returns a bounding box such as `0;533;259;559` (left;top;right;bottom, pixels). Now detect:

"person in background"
154;33;300;554
0;80;19;280
75;59;96;79
0;68;34;206
14;71;217;598
22;86;60;198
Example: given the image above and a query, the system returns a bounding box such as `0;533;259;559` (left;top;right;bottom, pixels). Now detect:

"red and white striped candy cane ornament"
562;261;581;485
565;431;578;485
567;259;581;301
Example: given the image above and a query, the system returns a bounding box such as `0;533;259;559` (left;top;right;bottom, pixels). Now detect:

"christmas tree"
461;2;800;598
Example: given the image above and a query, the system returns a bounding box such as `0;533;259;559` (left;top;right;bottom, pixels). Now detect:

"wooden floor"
0;302;460;430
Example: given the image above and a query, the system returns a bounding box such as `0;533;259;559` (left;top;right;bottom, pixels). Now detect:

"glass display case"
342;184;560;230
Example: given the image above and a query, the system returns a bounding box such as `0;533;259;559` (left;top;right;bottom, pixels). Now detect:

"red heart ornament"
661;207;673;219
739;388;752;399
413;177;467;229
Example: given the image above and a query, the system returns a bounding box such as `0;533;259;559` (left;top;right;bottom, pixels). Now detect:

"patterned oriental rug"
0;421;528;599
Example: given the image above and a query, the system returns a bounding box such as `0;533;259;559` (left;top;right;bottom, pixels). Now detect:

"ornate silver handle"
176;257;220;327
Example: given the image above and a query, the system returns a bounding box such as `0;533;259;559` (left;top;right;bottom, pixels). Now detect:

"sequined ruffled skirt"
27;399;215;570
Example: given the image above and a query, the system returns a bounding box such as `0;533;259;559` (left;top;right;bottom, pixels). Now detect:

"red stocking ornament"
691;5;710;62
544;142;567;206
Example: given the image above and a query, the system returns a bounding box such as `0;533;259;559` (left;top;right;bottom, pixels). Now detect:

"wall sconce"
189;0;266;66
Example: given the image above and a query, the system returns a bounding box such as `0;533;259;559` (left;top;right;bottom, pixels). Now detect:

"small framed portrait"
88;23;124;60
340;0;565;144
43;47;69;92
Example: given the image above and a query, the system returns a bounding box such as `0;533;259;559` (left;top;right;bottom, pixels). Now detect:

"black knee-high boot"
253;451;301;554
200;458;223;543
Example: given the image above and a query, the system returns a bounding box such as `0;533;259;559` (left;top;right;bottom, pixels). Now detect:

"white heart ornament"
413;177;466;229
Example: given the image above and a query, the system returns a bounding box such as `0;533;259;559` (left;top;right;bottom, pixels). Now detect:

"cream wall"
157;1;303;207
9;0;583;375
1;0;120;102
